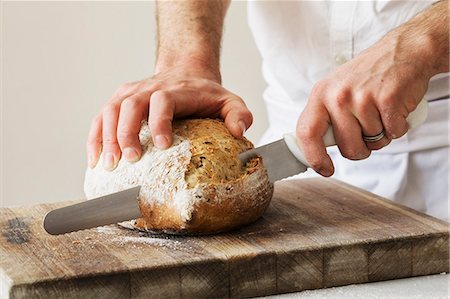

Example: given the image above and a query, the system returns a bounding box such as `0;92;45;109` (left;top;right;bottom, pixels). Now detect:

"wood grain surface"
0;178;448;299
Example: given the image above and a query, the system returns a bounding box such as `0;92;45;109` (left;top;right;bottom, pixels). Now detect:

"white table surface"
262;274;449;299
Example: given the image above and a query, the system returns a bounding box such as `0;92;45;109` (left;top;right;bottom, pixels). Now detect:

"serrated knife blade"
43;186;141;235
239;138;307;183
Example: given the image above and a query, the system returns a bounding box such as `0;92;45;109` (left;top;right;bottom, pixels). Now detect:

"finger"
102;102;122;171
328;104;371;161
353;100;391;151
220;96;253;138
379;108;409;140
148;90;175;149
117;92;150;162
86;113;103;168
296;103;334;177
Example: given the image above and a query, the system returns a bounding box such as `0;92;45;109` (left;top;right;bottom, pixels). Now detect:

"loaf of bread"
84;119;273;234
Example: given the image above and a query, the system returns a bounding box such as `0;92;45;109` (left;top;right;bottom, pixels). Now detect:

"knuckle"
121;97;141;110
355;92;372;110
340;146;364;160
231;95;247;108
102;102;120;114
383;114;407;139
117;130;136;142
175;80;190;89
102;135;118;145
198;78;217;88
388;127;407;139
334;88;351;109
199;78;210;84
149;80;163;91
405;99;418;113
148;114;171;129
114;82;134;97
151;90;169;102
233;95;244;103
297;115;324;141
157;115;173;124
134;81;150;91
379;93;396;108
297;124;316;140
311;81;326;96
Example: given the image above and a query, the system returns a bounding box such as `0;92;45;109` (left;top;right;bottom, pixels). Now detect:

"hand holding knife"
239;99;428;183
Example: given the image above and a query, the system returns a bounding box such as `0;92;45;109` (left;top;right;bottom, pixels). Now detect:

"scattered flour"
95;226;120;235
113;236;182;249
95;225;185;250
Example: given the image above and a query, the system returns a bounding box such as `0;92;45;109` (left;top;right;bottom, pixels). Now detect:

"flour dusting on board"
114;236;182;249
95;225;184;250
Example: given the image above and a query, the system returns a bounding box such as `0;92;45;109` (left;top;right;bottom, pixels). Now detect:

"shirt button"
334;54;348;65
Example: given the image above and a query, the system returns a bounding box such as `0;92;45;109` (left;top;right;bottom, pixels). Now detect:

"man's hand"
296;0;449;176
86;65;251;170
86;0;243;170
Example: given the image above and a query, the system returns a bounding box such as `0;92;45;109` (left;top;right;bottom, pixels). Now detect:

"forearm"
386;0;449;77
155;0;230;82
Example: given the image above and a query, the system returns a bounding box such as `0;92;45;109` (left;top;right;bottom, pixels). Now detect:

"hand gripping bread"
84;119;274;234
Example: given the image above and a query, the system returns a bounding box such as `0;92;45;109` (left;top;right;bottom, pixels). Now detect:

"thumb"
221;97;253;138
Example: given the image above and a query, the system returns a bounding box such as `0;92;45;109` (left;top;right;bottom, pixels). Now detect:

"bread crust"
135;157;273;234
84;119;274;235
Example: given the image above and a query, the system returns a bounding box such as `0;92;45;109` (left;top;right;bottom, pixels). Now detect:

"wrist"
385;27;448;79
385;1;449;78
155;53;222;83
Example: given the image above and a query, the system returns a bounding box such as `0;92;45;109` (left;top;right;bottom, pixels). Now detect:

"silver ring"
362;130;385;143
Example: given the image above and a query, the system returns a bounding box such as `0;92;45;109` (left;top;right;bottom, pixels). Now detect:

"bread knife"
239;99;429;183
43;186;141;235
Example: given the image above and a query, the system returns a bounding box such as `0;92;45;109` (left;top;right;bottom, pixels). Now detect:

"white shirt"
246;1;449;220
247;0;449;153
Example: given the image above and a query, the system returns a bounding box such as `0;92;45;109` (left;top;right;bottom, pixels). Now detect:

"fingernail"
356;149;370;160
103;153;117;171
88;154;96;169
320;167;334;177
88;147;102;168
123;147;140;162
154;135;170;149
238;120;247;136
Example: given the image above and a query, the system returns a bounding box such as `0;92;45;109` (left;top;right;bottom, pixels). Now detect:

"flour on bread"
84;122;203;222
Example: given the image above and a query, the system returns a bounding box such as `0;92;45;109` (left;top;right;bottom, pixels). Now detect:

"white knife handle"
283;99;428;167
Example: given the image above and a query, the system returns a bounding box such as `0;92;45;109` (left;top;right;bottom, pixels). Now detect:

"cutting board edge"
4;234;449;299
3;231;449;290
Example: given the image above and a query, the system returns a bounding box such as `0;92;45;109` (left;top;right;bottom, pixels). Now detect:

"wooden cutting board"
1;178;448;299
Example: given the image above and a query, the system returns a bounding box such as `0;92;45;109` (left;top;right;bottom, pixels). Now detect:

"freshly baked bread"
84;119;273;234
